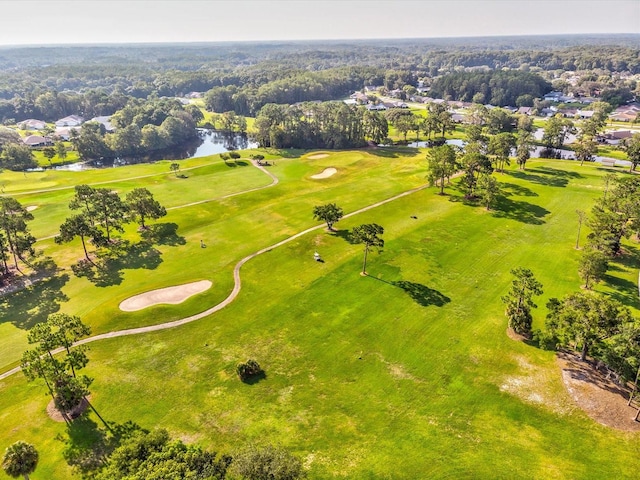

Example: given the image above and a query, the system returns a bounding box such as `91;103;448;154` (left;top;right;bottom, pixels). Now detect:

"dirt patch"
26;205;38;211
119;280;212;312
307;153;329;160
500;355;574;416
310;167;337;179
557;351;640;431
47;396;90;422
506;327;530;342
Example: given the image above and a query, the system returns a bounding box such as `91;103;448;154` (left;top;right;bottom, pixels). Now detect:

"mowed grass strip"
0;156;638;478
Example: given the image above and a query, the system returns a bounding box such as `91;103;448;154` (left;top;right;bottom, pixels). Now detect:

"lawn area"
0;152;639;478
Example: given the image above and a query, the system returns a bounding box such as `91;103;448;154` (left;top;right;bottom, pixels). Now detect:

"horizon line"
0;32;638;49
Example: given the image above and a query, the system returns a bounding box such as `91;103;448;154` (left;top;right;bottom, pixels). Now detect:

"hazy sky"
0;0;638;46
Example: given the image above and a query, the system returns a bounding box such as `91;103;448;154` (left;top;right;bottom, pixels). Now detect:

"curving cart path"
0;164;433;381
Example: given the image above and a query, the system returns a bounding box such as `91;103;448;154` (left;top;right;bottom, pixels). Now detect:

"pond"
55;129;258;170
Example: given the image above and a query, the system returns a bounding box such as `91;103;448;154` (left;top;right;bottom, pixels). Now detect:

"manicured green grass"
0;152;639;478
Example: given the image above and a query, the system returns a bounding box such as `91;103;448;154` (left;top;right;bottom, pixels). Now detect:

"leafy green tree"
515;129;534;170
623;133;640;172
69;184;98;225
362;110;388;144
350;224;384;275
573;135;597;166
230;445;305;480
546;292;631;361
0;143;38;171
312;203;343;231
459;152;492;199
125;188;167;230
541;115;574;150
578;248;609;289
42;146;56;164
90;189;129;243
22;314;93;417
55;141;67;160
0;196;35;273
427;144;457;194
487;132;515;172
95;429;230;480
477;174;500;210
2;441;38;480
55;213;105;261
501;267;543;336
170;162;180;176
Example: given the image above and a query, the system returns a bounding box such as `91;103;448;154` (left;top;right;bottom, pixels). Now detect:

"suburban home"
597;130;633;145
19;119;47;130
90;116;115;132
576;110;595;119
184;92;203;99
610;112;637;122
366;103;387;111
22;135;53;147
54;127;78;140
517;107;533;115
55;115;84;128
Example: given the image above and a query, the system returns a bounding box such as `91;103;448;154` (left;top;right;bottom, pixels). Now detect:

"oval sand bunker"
120;280;212;312
26;206;38;211
307;153;329;160
310;167;337;179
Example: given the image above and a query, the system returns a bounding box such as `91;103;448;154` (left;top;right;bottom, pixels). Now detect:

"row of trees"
56;185;167;260
253;102;388;149
72;98;200;160
429;71;552;107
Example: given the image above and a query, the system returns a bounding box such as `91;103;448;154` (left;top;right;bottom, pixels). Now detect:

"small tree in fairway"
350;223;384;275
2;441;38;480
312;203;343;231
125;187;167;230
501;267;543;336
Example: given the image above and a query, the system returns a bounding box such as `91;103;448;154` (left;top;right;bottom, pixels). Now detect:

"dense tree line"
72;98;198;160
429;71;552;106
252;102;387;149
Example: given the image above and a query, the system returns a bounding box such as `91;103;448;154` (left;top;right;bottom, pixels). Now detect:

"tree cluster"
56;185;166;260
429;71;552;106
72;98;199;160
253;102;387;149
0;196;36;275
21;313;93;418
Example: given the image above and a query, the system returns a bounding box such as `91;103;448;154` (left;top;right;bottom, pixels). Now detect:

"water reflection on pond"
56;129;257;170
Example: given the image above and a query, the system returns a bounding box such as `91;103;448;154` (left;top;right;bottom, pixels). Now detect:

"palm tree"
350;223;384;275
2;441;38;480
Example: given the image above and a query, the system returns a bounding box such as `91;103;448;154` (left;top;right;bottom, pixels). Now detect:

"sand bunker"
119;280;212;312
26;206;38;211
310;167;337;179
308;153;329;160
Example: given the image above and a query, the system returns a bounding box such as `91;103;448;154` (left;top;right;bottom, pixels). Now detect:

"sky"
0;0;638;46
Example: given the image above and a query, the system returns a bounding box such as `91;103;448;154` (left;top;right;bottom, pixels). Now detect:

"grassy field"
0;149;639;478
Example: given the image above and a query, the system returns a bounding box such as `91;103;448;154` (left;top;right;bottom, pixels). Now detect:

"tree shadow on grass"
241;371;267;385
140;222;186;247
61;415;144;476
368;276;451;308
506;170;570;188
500;182;539;197
72;241;163;287
330;228;357;245
0;274;69;330
490;196;550;225
367;146;420;158
600;275;640;309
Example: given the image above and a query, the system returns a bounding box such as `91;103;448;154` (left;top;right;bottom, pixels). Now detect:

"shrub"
229;151;241;159
236;359;263;382
220;153;230;161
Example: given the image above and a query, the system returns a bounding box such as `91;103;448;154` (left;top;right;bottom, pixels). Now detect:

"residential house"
90;116;115;132
55;115;84;128
598;130;633;145
517;107;533;115
54;127;78;141
19;119;46;130
22;135;52;147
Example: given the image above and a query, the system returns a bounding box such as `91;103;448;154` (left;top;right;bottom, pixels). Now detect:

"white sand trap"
119;280;212;312
310;167;337;179
308;153;329;159
26;206;38;211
